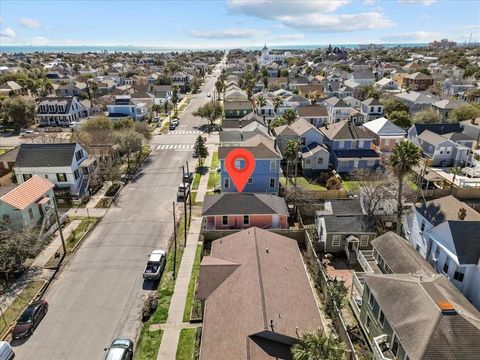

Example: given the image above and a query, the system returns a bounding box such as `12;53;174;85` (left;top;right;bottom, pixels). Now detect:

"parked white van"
0;341;14;360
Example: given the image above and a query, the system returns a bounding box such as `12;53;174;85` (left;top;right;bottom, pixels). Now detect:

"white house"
0;175;55;229
323;97;352;124
36;97;88;127
14;143;96;198
404;195;480;309
360;98;384;121
107;95;149;121
258;44;293;66
349;71;375;87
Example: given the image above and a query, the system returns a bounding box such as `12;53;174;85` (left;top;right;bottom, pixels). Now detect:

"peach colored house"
362;117;406;160
202;193;289;230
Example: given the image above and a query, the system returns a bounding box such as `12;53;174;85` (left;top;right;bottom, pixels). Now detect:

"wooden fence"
419;187;480;199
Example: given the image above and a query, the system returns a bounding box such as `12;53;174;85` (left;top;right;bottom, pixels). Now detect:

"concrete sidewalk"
195;144;215;203
67;208;107;218
86;181;111;208
156;217;202;360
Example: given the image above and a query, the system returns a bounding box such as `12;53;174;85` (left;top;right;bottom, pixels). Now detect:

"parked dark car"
104;338;134;360
169;123;177;130
183;172;193;184
12;300;48;339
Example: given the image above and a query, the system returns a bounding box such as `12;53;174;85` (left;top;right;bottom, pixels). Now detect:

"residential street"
11;60;224;360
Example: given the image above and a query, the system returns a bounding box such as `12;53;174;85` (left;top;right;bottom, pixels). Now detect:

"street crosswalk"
168;130;203;135
154;144;194;150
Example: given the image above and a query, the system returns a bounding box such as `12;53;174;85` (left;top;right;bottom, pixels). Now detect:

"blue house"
219;135;282;194
319;120;380;173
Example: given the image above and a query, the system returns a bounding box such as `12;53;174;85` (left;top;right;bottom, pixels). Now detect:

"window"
74;169;80;180
243;215;249;225
420;220;425;232
75;150;83;161
378;310;385;328
434;246;440;259
391;335;401;357
305;159;311;165
22;174;32;181
454;268;465;282
248;178;253;184
222;216;228;226
28;208;34;220
269;178;276;188
300;137;306;145
224;178;230;189
317;157;323;165
57;173;67;182
360;235;369;247
416;244;421;252
270;160;276;172
2;214;11;223
365;315;371;334
443;257;450;274
368;292;375;309
332;235;341;246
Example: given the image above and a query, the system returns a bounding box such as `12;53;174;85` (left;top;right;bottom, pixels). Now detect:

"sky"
0;0;479;48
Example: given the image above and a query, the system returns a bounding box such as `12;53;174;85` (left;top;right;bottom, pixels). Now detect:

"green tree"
171;85;180;113
193;135;209;167
273;95;283;116
0;222;38;277
362;85;380;100
117;130;143;177
326;278;348;317
163;100;171;115
413;108;442;124
465;88;480;103
381;97;409;116
256;95;267;116
291;330;347;360
0;97;36;132
261;67;269;88
134;121;152;141
450;104;480;123
282;108;297;125
215;79;223;100
388;110;412;129
284;140;301;185
388;141;422;234
193;101;223;132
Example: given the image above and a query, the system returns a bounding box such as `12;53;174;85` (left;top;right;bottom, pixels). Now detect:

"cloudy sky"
0;0;478;48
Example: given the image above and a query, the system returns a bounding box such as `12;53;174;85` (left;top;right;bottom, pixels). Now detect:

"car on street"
169;122;177;130
183;171;193;184
176;183;190;201
171;118;179;126
20;129;35;137
104;338;134;360
143;250;166;281
0;341;14;360
12;300;48;339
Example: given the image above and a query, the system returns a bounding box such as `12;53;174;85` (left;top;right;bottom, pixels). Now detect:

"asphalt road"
12;58;224;360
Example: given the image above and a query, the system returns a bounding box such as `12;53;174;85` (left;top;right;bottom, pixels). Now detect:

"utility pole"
182;166;187;246
172;201;177;280
186;161;192;222
52;194;66;256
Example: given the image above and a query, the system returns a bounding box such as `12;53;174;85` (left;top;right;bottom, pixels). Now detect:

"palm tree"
284;140;301;186
291;330;347;360
449;166;462;195
171;85;179;114
282;108;297;125
273;95;283;116
256;95;267;117
388;141;422;234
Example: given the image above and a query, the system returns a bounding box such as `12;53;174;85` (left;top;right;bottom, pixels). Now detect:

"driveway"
11;60;223;360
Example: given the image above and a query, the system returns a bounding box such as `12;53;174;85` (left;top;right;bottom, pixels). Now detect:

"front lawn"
207;171;220;190
280;175;326;190
191;173;201;191
0;280;45;337
135;245;184;359
175;328;197;360
183;245;202;322
210;151;219;170
342;180;360;193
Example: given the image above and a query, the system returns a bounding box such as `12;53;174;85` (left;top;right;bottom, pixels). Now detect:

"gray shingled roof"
15;143;77;168
445;221;480;264
364;274;480;360
415;196;480;226
202;193;288;216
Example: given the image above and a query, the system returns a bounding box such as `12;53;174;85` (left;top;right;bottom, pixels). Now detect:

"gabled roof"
218;136;281;159
297;105;328;118
0;175;54;210
362;117;406;136
361;98;382;106
202;193;288;216
15;143;79;168
415;195;480;226
411;123;462;137
364;274;480;360
432;221;480;265
351;71;375;80
372;232;435;275
289;117;322;136
198;228;322;360
324;96;349;108
320;119;375;140
418;130;451;146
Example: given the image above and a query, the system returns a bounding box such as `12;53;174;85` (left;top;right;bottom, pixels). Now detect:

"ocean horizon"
0;43;428;54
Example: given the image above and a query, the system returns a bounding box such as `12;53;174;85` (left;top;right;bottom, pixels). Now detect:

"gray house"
417;130;470;167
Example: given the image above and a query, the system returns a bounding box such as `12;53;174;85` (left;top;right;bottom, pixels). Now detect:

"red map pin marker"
225;148;256;193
